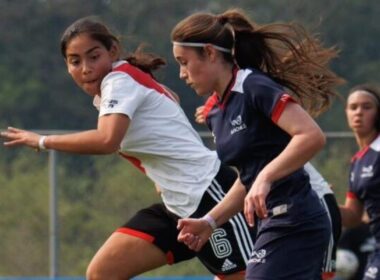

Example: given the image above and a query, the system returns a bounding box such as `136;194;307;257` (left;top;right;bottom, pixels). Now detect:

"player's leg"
87;232;167;280
87;203;194;280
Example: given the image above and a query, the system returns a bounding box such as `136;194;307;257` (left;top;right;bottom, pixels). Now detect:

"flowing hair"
171;9;345;116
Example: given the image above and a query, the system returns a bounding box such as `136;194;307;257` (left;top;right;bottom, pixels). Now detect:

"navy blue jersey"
204;68;325;226
348;134;380;244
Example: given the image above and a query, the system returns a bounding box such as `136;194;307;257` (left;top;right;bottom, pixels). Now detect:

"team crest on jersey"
249;249;267;264
230;115;247;135
361;165;374;178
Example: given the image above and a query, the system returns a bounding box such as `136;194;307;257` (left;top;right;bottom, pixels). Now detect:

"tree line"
0;0;378;276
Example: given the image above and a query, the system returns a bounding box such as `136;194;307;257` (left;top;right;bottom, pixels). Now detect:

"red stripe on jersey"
346;191;357;199
203;94;218;120
351;146;369;162
113;63;175;101
119;152;146;173
271;94;295;123
115;227;155;243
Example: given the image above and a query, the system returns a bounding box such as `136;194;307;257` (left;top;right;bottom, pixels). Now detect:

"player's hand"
244;177;271;227
194;105;206;125
177;218;212;252
0;127;40;150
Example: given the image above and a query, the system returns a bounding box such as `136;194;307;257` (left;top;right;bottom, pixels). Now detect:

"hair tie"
216;14;228;25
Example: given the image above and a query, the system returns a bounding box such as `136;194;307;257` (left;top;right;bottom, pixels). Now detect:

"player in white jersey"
0;17;254;279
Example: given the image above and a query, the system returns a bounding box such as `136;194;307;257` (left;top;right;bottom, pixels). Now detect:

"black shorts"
320;193;342;276
118;165;256;276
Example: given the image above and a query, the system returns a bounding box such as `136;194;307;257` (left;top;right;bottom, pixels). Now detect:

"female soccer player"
171;8;343;279
340;84;380;280
0;17;255;280
187;105;342;279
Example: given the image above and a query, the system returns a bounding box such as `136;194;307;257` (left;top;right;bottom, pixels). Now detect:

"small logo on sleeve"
102;99;119;108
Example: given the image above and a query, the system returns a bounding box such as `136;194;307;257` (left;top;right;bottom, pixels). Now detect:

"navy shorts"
118;165;256;276
363;249;380;280
246;213;331;280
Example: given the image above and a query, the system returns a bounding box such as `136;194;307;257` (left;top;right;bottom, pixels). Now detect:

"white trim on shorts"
320;196;335;273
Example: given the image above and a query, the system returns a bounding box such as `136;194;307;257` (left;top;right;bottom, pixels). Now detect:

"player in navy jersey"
171;9;344;279
0;17;258;280
192;105;342;279
340;84;380;280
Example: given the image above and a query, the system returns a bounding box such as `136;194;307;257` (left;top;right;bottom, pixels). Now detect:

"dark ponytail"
124;44;166;77
172;9;345;116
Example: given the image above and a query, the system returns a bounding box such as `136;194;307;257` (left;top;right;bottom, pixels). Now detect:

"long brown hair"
171;9;345;116
60;17;166;76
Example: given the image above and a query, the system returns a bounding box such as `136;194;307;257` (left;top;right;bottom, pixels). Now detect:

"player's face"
173;45;217;97
346;90;379;136
65;34;117;97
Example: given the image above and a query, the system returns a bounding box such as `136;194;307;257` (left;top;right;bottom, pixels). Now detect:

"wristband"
38;135;47;150
202;214;217;230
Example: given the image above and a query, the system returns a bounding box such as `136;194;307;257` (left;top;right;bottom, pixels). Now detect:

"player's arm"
340;195;364;228
177;177;246;251
194;105;206;124
260;102;325;184
245;102;325;224
206;177;246;226
1;113;129;154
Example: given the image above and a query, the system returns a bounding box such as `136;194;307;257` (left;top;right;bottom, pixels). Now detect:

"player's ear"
203;44;218;61
109;43;120;61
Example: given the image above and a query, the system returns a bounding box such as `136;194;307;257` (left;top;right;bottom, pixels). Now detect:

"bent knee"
86;262;131;280
86;263;105;280
86;262;133;280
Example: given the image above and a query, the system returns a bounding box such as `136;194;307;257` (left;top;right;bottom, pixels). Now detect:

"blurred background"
0;0;378;277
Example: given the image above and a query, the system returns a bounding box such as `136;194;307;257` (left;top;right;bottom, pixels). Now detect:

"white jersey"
304;162;333;198
93;61;220;218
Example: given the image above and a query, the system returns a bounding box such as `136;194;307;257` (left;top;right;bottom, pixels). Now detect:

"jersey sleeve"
244;74;295;123
99;71;146;119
